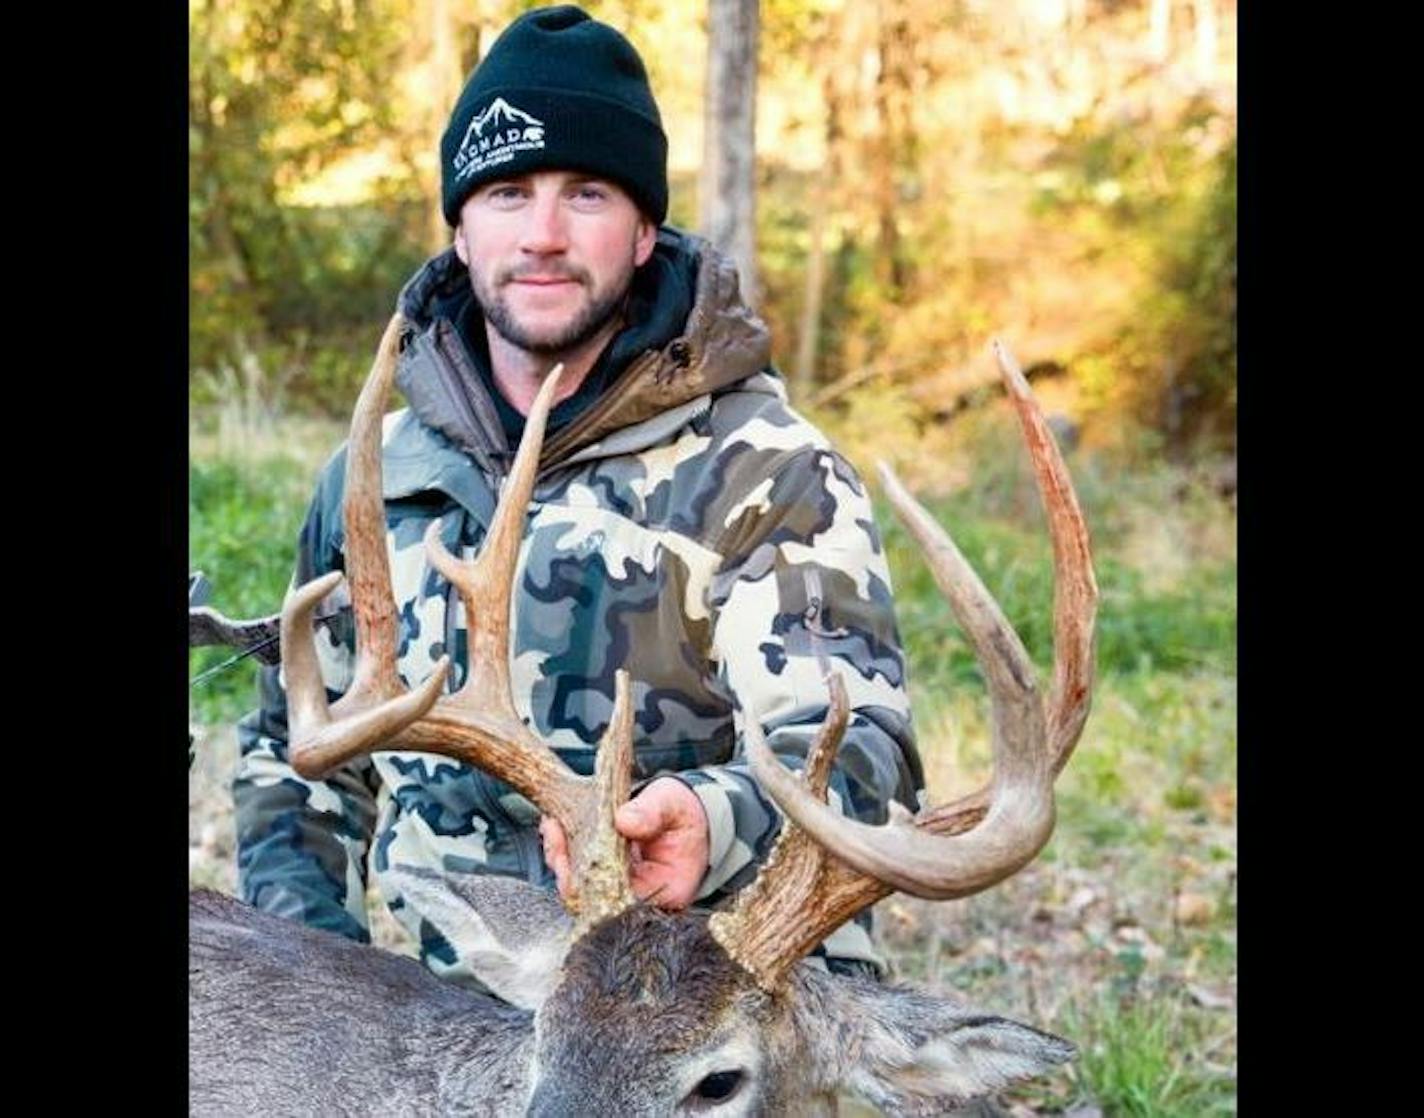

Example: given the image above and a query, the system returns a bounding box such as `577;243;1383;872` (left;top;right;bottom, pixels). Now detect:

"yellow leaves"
276;144;410;208
1091;179;1124;206
234;53;259;85
296;74;336;107
340;99;373;128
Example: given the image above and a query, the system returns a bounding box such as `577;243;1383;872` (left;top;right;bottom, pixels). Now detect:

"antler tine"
708;676;855;987
343;313;418;705
284;313;451;779
902;339;1098;831
573;668;639;932
989;339;1098;770
282;570;448;776
712;339;1097;989
425;363;564;707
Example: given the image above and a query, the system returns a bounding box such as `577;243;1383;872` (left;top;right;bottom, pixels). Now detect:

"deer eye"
688;1069;744;1104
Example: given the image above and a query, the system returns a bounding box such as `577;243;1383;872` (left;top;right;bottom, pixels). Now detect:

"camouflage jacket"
235;229;924;986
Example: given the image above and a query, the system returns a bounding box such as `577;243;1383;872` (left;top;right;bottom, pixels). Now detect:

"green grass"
189;450;327;724
1057;670;1234;857
1061;992;1236;1116
879;492;1236;687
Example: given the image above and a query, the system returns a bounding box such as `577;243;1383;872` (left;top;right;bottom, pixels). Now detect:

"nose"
517;188;569;256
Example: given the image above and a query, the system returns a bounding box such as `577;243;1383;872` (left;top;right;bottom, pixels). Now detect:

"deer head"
276;313;1098;1114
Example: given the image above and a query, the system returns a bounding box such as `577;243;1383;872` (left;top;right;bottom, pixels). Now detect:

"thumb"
615;798;663;840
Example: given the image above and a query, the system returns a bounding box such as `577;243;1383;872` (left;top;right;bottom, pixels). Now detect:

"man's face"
455;171;657;356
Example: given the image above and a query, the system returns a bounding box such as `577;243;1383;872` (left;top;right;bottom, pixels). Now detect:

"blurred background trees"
190;0;1236;465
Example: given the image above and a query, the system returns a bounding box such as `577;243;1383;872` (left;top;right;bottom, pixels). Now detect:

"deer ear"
386;865;573;1011
811;974;1075;1109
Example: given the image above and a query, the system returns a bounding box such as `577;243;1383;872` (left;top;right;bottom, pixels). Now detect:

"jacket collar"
392;227;773;473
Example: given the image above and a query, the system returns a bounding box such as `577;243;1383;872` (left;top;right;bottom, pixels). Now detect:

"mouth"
508;276;581;288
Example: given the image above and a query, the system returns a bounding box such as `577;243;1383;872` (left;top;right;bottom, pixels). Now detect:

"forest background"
189;2;1237;1114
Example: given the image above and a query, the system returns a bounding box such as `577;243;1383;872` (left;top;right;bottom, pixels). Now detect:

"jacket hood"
393;227;772;469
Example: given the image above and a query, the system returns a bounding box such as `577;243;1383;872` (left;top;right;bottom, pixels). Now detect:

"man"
235;4;923;989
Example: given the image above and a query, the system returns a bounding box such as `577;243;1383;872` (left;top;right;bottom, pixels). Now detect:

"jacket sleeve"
232;449;381;944
677;446;924;942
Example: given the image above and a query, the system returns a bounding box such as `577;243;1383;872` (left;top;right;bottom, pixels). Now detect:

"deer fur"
190;870;1071;1116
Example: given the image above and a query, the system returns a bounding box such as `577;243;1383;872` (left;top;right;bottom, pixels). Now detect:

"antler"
710;339;1098;990
280;313;635;928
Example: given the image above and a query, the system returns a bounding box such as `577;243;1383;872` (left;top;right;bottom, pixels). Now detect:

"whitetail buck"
190;315;1098;1116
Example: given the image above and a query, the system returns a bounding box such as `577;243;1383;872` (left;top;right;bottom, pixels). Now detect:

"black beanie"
440;5;668;227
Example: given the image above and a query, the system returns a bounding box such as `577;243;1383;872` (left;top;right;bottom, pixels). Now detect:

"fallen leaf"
1171;854;1205;876
1067;886;1097;917
1175;892;1215;926
884;901;919;934
1114;925;1164;960
1208;784;1236;822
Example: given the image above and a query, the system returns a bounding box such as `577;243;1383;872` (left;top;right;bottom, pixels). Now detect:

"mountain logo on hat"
453;97;548;181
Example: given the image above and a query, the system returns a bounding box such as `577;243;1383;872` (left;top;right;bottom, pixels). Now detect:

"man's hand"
538;777;709;910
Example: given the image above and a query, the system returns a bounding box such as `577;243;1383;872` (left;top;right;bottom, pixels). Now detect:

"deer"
189;314;1098;1116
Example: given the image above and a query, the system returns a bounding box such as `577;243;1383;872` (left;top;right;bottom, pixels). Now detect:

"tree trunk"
872;0;913;296
791;25;847;398
792;180;827;395
429;0;463;250
700;0;760;307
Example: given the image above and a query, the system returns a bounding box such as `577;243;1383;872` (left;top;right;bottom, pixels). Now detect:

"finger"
549;848;571;901
539;817;573;901
540;815;568;862
615;799;665;841
616;778;704;841
630;860;694;910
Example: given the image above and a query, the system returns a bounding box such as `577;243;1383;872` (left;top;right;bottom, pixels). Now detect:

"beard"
471;251;638;357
